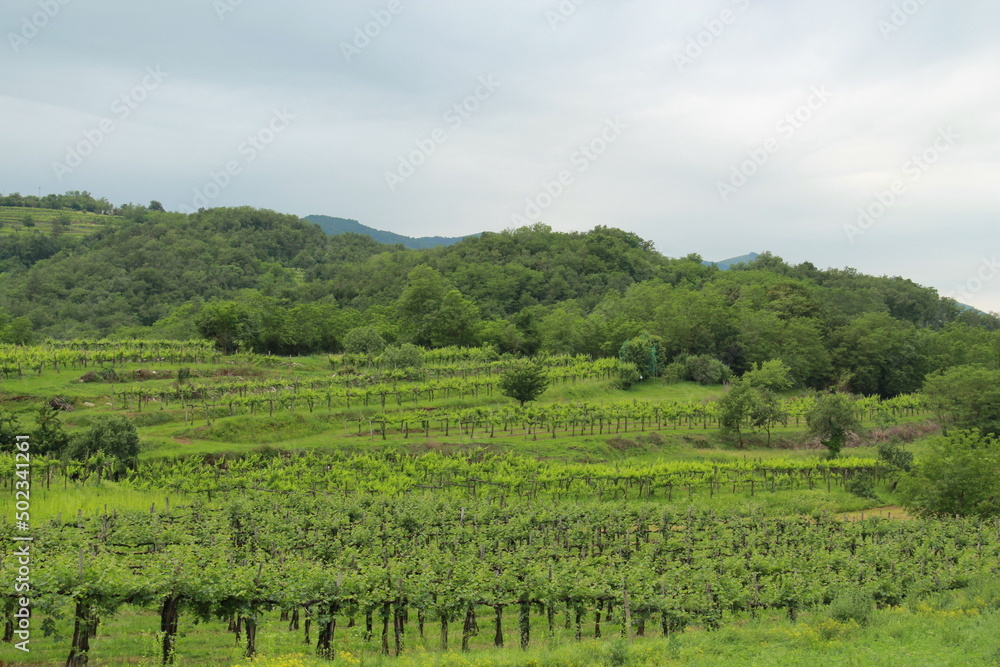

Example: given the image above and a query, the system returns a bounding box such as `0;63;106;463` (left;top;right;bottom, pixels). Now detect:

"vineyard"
3;454;999;664
0;341;992;665
0;207;114;238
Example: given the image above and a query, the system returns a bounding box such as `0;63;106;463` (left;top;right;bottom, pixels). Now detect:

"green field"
0;343;994;666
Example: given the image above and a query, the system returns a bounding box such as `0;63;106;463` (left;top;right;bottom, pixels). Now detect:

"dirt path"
838;505;913;521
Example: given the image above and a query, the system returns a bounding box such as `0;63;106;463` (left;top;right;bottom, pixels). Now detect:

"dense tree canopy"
0;200;997;397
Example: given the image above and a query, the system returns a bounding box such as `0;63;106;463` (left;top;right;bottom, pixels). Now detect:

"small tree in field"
806;393;862;458
499;361;549;407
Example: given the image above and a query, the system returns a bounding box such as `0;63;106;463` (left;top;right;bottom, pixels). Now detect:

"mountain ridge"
305;215;475;249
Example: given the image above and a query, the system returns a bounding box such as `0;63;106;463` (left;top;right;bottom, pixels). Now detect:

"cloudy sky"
3;0;999;311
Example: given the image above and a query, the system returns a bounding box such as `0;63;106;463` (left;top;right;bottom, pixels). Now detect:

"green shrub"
829;588;874;625
845;472;879;499
616;362;641;390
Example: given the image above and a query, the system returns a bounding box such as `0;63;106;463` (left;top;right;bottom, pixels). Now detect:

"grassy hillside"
0;206;118;237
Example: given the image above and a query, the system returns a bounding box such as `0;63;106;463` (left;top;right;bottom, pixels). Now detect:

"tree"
718;380;784;446
831;313;928;397
619;335;659;380
149;200;165;212
343;326;387;361
196;301;261;354
66;415;141;469
429;289;480;348
0;410;23;454
806;393;862;458
499;361;549;407
397;265;447;345
742;359;793;393
922;365;1000;436
31;405;71;456
898;430;1000;518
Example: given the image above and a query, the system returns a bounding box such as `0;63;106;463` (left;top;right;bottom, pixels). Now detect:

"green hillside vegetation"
3;193;1000;666
1;202;997;399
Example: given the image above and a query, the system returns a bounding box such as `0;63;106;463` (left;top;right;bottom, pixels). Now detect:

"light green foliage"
616;361;641;390
899;429;1000;518
741;359;794;392
498;360;549;407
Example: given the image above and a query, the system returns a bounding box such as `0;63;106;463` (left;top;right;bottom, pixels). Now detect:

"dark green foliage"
0;200;996;381
0;309;33;344
877;441;914;473
0;409;23;454
685;355;731;385
807;393;863;458
831;313;928;397
718;380;785;446
380;343;425;370
619;334;658;379
30;405;71;456
845;472;879;500
899;430;1000;518
498;361;549;407
343;326;387;358
923;365;1000;435
66;415;141;466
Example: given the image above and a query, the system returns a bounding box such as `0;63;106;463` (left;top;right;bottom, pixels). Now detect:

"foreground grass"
6;581;999;666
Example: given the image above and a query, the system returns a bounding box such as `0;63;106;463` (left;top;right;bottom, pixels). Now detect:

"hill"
705;252;761;270
305;214;474;249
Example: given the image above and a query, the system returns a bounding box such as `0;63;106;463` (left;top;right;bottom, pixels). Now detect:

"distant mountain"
705;252;761;271
305;215;474;249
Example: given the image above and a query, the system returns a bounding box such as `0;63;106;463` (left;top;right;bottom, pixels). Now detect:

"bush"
66;415;140;467
380;343;425;370
616;362;641;390
828;589;874;625
845;472;879;499
684;355;731;385
899;429;1000;518
660;361;686;384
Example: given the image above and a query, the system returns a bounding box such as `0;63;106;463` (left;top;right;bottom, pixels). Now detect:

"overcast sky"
3;0;999;311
